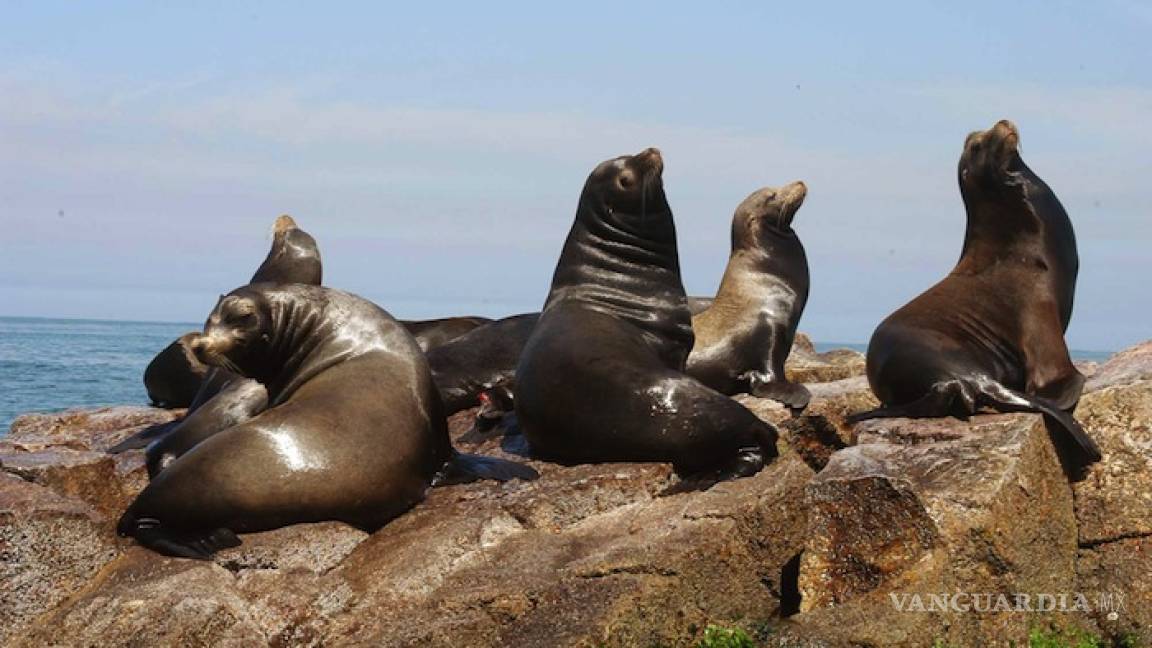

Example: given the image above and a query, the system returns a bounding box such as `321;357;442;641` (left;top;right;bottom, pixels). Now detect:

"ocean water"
0;316;1116;434
0;316;197;431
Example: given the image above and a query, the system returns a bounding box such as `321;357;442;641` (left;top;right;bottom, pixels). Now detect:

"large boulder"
793;413;1081;646
786;333;867;384
1086;340;1152;392
1071;379;1152;643
0;474;121;646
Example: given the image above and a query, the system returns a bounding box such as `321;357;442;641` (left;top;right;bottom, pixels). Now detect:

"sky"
0;1;1148;351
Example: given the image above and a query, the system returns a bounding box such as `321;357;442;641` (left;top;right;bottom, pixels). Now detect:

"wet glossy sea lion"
118;284;537;558
687;181;811;412
249;214;322;285
142;332;210;408
850;120;1100;468
141;215;321;409
427;313;540;415
515;148;779;479
402;316;493;352
143;377;268;477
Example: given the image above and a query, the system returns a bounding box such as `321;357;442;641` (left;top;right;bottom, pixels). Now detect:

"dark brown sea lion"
850;120;1100;468
143;377;268;477
402;316;493;352
118;284;537;558
141;215;322;410
249;214;323;285
514;148;779;479
142;332;209;408
427;313;540;415
686;181;811;412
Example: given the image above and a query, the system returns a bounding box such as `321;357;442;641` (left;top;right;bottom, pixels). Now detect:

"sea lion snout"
782;180;808;206
273;214;298;234
632;147;664;175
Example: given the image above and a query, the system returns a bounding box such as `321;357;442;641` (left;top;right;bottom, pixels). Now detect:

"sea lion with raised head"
140;215;321;410
514;148;779;479
118;284;537;558
849;120;1100;469
687;181;811;412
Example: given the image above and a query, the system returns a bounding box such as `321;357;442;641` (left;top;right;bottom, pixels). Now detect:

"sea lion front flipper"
119;514;241;560
432;452;539;486
107;420;180;454
750;379;812;414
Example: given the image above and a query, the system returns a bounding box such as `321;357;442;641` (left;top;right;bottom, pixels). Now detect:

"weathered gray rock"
6;342;1152;647
1086;340;1152;392
0;473;121;646
786;333;867;384
5;405;181;452
1076;536;1152;646
796;413;1079;646
1074;380;1152;545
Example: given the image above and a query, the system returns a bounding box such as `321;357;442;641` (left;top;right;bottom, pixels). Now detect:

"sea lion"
514;148;779;479
249;215;323;285
849;120;1100;468
686;181;811;412
110;366;242;453
402;316;494;352
144;377;268;477
143;333;210;408
118;284;537;558
427;313;540;415
141;215;322;410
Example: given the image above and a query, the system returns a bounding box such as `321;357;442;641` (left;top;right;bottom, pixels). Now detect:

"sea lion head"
959;119;1023;195
732;181;807;245
273;214;299;235
581;147;669;223
191;288;272;377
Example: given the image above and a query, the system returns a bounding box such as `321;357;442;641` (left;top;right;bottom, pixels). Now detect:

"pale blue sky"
1;1;1148;350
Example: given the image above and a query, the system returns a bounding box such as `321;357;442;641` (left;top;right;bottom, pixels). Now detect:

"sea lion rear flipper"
107;420;180;454
974;380;1102;466
119;513;241;559
433;452;539;485
750;380;812;414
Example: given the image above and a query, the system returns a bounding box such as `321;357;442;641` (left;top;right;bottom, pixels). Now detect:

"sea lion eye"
618;174;635;189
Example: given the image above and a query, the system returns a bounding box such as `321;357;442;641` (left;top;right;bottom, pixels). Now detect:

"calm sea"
0;316;1116;433
0;316;197;432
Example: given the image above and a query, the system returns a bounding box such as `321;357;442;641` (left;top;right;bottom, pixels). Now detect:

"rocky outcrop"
2;342;1149;647
1086;340;1152;392
785;333;867;384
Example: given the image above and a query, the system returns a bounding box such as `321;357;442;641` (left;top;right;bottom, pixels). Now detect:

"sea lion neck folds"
547;147;693;366
516;149;780;479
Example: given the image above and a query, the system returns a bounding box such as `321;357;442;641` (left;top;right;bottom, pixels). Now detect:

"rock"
1086;340;1152;392
1073;380;1152;545
311;454;816;647
795;413;1079;645
5;406;182;453
0;449;133;516
7;341;1152;647
1076;536;1152;646
214;522;370;574
16;550;271;647
0;473;121;646
786;334;867;384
